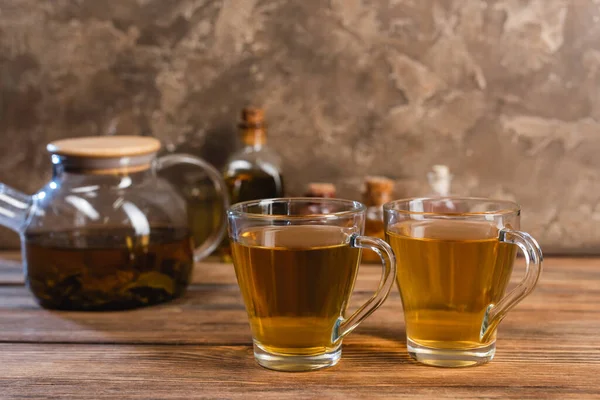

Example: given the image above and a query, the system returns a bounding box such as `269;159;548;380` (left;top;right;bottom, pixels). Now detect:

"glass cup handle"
336;234;397;341
156;154;230;261
481;228;543;341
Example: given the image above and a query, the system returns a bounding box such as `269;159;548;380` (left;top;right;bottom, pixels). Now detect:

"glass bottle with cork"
217;107;285;260
362;176;394;264
224;108;284;202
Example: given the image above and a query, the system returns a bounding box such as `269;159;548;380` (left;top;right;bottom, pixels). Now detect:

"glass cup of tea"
384;197;543;367
228;198;397;371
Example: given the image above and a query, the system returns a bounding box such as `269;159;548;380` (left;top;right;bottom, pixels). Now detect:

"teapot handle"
156;154;229;261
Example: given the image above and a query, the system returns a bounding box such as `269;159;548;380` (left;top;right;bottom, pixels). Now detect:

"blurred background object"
362;176;394;263
305;183;337;198
1;0;599;254
428;165;453;197
214;106;284;260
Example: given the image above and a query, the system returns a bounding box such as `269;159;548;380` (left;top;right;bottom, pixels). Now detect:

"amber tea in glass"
228;198;396;371
384;198;542;367
25;228;194;310
232;225;361;356
387;221;516;348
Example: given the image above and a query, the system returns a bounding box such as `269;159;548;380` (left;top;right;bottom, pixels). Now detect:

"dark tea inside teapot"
26;227;194;310
0;136;227;311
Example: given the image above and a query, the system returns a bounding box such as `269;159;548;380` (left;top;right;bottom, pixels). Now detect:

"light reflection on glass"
122;201;150;237
65;195;100;221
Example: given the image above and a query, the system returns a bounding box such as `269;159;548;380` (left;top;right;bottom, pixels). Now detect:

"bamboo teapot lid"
47;136;161;158
47;136;161;174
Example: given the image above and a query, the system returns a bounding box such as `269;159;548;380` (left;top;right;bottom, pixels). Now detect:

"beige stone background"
0;0;599;253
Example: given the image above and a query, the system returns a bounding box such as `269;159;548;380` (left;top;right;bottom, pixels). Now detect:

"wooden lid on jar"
305;183;336;198
47;136;161;174
363;176;394;206
47;136;161;158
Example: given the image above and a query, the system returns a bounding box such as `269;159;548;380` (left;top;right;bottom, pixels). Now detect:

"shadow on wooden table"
2;285;252;345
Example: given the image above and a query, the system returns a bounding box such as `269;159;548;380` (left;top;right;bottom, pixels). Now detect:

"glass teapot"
0;136;228;311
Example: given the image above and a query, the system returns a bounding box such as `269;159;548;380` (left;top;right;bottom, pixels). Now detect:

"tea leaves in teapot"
24;227;194;310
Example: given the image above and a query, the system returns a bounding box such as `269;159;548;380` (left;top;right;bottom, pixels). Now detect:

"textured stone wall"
1;0;599;253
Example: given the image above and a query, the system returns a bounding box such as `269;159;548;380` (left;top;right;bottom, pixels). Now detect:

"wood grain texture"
0;254;599;398
0;343;598;399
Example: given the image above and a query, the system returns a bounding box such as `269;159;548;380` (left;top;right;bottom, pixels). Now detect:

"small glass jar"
304;183;337;198
361;176;394;264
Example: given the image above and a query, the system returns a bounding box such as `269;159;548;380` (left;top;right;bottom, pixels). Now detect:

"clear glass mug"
384;197;543;367
227;198;397;371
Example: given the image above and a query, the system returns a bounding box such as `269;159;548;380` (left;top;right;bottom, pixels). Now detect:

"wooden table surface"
0;253;599;399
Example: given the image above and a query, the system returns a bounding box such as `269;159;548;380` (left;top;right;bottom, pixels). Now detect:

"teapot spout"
0;184;33;233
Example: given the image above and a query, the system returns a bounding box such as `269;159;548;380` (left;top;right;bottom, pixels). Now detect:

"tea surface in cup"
387;219;517;350
232;225;360;356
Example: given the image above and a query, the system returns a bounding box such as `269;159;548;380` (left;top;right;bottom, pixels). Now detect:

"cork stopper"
305;183;336;198
240;107;265;126
363;176;394;206
239;107;266;146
